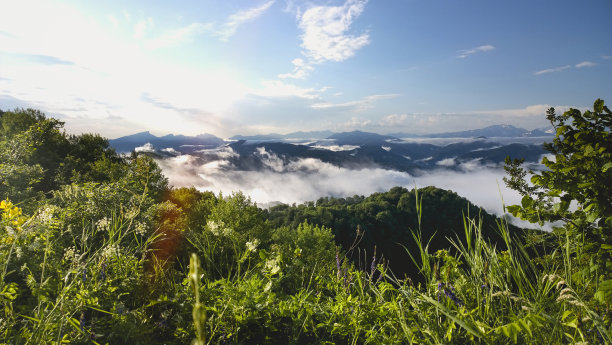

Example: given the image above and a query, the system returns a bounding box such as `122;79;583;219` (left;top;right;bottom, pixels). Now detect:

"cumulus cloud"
279;0;369;79
278;58;314;79
298;0;370;63
456;44;495;58
135;143;155;152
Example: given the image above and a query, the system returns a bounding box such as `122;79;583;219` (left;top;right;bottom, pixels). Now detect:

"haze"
1;0;611;139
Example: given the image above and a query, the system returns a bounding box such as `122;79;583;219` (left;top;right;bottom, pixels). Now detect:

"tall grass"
2;188;610;344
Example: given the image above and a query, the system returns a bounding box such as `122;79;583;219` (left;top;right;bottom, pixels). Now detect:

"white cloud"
575;61;596;68
145;22;212;49
216;0;275;41
134;17;154;39
298;0;369;63
534;65;571;75
311;93;398;110
278;0;370;79
278;58;314;79
436;158;456;167
135;143;155;152
343;117;371;128
456;44;495;58
108;15;119;28
253;80;325;100
145;0;274;48
380;114;408;126
156;152;526;220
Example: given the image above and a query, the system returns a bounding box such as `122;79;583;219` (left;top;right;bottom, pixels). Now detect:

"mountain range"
109;125;551;176
387;124;553;138
110;124;552;154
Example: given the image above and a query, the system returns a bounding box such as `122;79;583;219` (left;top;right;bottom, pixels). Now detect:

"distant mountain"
230;130;335;141
229;133;284;141
110;132;225;153
327;131;398;145
216;137;545;175
389;125;554;138
285;130;334;140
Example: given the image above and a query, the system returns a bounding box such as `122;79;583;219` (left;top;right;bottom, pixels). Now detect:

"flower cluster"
437;282;463;306
96;217;110;232
245;239;260;253
207;220;232;237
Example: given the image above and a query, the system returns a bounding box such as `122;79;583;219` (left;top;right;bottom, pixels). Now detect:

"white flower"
246;239;260;252
101;244;120;259
63;246;80;264
265;257;281;275
37;206;57;224
207;220;232;236
134;222;147;236
96;217;110;232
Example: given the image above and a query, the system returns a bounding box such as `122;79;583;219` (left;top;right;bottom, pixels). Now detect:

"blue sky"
1;0;610;138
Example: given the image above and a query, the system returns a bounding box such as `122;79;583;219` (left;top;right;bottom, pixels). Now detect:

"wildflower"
99;261;107;281
63;246;79;264
437;282;463;306
101;244;120;260
245;239;260;253
96;217;110;232
265;257;280;275
79;311;86;332
37;206;57;225
369;246;377;282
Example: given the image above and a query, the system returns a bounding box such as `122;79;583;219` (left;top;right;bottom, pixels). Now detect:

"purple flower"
369;246;377;282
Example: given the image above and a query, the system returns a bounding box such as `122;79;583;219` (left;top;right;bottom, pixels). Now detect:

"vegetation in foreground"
0;100;610;344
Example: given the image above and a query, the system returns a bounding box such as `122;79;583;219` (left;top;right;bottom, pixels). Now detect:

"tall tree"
504;98;611;303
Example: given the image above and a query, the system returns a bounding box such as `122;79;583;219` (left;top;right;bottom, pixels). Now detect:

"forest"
0;100;610;344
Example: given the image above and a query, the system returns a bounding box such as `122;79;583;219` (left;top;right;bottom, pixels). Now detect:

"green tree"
504;98;612;303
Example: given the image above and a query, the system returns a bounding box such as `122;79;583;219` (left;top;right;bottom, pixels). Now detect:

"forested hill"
266;186;518;278
1;104;610;344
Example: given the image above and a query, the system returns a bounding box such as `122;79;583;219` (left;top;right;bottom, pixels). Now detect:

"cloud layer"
157;150;524;219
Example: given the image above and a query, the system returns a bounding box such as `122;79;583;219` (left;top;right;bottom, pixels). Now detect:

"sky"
1;0;611;139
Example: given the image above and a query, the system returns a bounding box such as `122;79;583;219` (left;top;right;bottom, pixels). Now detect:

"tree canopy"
504;98;612;303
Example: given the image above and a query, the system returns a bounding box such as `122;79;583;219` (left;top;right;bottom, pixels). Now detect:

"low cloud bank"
156;151;527;221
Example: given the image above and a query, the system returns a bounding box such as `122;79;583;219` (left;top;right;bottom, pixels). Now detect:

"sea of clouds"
156;147;532;216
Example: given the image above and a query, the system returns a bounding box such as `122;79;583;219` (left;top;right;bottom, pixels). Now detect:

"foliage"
1;106;610;344
266;186;516;279
504;99;612;305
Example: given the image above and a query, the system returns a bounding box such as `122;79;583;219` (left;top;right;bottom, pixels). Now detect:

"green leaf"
594;98;604;113
521;196;533;208
602;162;612;172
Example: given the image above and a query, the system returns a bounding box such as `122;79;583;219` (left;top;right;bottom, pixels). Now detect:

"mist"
156;150;526;220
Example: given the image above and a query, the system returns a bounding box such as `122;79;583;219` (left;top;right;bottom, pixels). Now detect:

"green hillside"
0;101;610;344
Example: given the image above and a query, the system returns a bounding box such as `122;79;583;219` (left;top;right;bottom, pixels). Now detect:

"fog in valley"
156;147;530;220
